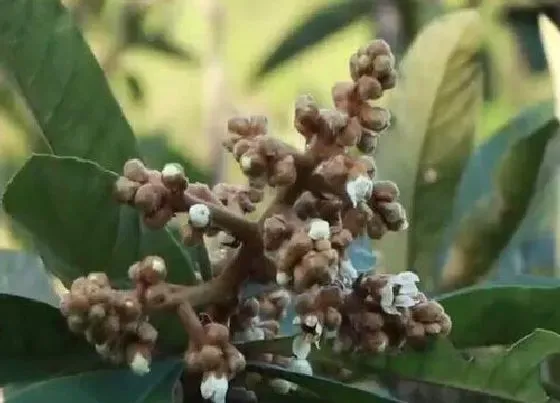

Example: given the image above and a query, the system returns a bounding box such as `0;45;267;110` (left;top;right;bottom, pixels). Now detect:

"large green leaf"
437;283;560;348
374;10;483;289
0;0;138;172
438;101;555;281
0;0;200;285
438;117;559;291
2;155;196;286
3;358;184;403
245;362;403;403
253;0;372;82
0;249;58;306
365;329;560;403
0;294;94;385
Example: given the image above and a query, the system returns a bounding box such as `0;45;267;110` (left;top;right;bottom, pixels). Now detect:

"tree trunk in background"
198;0;228;185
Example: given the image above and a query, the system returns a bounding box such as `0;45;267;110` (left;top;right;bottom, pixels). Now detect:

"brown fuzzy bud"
199;344;224;371
86;284;111;305
134;184;163;213
88;304;106;322
87;272;110;288
314;239;331;252
294;292;316;315
239;151;267;177
280;231;314;271
228;117;251;136
240;297;260;317
263;215;291;251
362;331;389;353
67;314;86;333
373;54;395;77
204;323;230;347
357;130;378;154
360;105;391;131
362;312;384;332
337;116;362;147
294;94;320;137
116;296;142;321
440;314;452;335
376;201;407;231
371;180;399;202
123;159;149;183
330;228;353;250
161;163;187;193
380;71;397;90
115;177;139;203
270;155;297;186
249;115;268;135
366;40;391;57
357;54;372;76
139;256;167;285
67;292;90;314
293;191;318;219
357;76;382;100
325;307;342;330
425;322;442;335
232;138;252;159
406;321;426;338
224;344;246;374
412;301;445;323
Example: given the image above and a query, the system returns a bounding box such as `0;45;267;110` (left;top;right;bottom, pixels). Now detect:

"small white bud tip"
240;155;252;171
276;272;290;286
130;352;150;376
308;219;330;240
162;163;184;178
151;257;166;273
189;203;211;228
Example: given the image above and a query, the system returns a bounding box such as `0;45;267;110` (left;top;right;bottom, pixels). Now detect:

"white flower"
276;271;290;286
339;259;358;284
162;163;184;178
129;352;150;376
95;343;110;358
308;219;330;240
189;204;211;228
240;155;252;171
346;175;373;208
151;256;166;273
200;372;229;403
380;271;420;315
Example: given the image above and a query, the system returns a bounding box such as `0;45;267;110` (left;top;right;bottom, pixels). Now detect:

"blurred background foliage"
0;0;559;294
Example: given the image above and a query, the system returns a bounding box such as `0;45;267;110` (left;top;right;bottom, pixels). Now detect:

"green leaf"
437;283;560;348
3;358;184;403
0;294;94;385
0;0;139;172
245;362;403;403
2;154;196;287
438;117;559;291
365;329;560;403
0;249;58;306
439;101;556;281
253;0;372;82
131;34;197;63
374;9;484;289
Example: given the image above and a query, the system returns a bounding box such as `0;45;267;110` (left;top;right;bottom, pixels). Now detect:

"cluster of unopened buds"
57;38;457;403
59;256;168;375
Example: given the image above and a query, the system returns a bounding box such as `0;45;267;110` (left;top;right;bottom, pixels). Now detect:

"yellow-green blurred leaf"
374;10;484;287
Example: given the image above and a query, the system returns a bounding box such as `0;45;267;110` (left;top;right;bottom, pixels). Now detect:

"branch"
183;190;260;243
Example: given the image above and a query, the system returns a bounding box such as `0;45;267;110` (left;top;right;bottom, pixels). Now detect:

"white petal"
394;294;416;308
200;373;229;403
398;282;419;296
292;335;312;360
292;316;302;325
130;352;150;376
269;379;294;394
303;314;318;328
394;271;419;285
276;272;290;286
315;322;323;337
162;163;184;178
382;304;401;315
379;283;394;310
308;219;330;240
